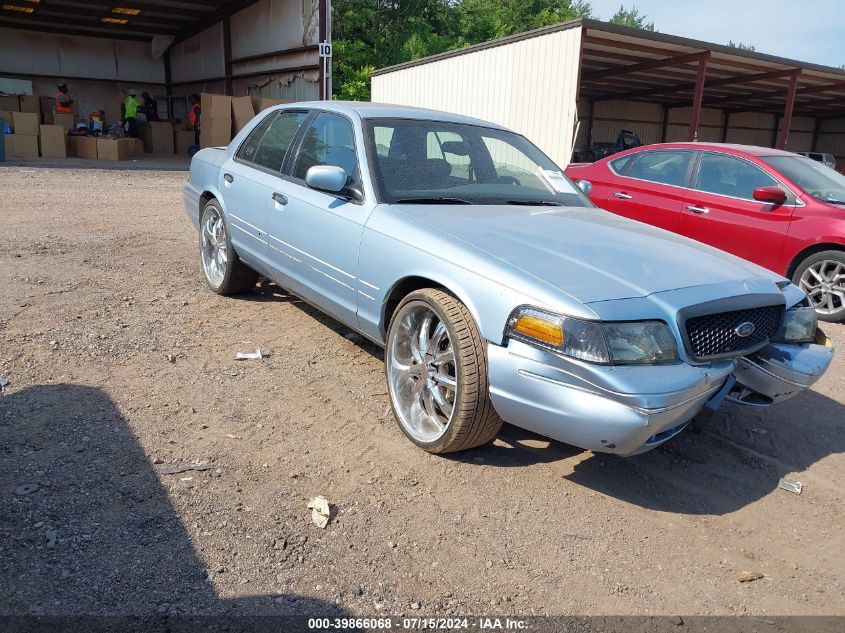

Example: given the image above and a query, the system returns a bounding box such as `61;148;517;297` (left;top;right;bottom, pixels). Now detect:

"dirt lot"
1;166;844;618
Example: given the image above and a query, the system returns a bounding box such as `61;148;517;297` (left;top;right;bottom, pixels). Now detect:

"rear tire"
385;288;502;453
199;199;258;295
791;250;845;323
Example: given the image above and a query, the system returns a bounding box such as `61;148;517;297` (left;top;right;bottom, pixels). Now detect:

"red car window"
694;153;777;200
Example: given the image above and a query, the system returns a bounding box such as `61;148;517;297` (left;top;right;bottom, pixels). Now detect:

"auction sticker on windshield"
537;168;578;194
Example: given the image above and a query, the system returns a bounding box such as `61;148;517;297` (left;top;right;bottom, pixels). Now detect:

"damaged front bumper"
728;329;834;406
486;331;834;456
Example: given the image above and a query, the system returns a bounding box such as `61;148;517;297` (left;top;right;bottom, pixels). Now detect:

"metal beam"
0;68;164;85
48;0;209;18
688;52;710;141
0;13;174;40
776;71;799;149
172;0;261;45
606;67;801;102
582;51;710;81
39;5;186;27
222;15;232;95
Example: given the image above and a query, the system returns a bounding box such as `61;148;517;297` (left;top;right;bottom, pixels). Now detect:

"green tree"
608;5;654;31
727;40;756;51
331;0;594;100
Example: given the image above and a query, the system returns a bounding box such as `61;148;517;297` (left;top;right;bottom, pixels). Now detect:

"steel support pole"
687;52;710;142
776;71;799;149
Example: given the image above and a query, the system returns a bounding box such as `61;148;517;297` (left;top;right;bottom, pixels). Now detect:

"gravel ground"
1;166;844;618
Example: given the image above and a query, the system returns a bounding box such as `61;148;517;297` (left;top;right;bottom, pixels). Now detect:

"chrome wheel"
201;206;228;288
386;302;458;444
799;259;845;317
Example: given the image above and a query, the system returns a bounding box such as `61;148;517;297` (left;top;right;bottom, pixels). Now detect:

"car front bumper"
487;332;833;456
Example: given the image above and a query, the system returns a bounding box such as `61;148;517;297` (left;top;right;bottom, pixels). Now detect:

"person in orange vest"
55;81;73;114
189;94;201;146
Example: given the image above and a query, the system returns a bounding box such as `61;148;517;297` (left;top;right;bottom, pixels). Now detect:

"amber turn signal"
512;314;564;347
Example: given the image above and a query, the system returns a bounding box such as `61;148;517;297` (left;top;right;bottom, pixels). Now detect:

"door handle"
612;192;632;200
223;173;233;183
272;192;288;205
686;205;710;214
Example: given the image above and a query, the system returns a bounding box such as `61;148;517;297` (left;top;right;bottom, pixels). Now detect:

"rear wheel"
199;200;258;295
792;250;845;323
385;289;502;453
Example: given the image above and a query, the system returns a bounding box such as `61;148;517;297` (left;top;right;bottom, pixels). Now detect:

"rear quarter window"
609;153;636;175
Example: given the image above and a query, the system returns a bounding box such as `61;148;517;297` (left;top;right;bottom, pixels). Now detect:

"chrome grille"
684;305;783;360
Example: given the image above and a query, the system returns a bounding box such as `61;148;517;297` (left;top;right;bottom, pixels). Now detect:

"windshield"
762;155;845;205
365;118;592;207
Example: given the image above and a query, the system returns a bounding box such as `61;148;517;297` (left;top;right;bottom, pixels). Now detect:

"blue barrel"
0;116;5;162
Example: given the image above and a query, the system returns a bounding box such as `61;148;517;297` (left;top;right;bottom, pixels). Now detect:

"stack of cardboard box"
5;111;41;159
200;93;233;148
40;124;69;159
232;96;255;134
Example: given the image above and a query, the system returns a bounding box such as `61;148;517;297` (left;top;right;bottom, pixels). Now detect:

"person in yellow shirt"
123;88;140;138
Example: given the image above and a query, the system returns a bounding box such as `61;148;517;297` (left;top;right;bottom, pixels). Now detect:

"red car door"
679;151;795;272
592;149;695;233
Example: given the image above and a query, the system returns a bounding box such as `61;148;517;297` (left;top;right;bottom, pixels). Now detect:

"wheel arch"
380;275;486;342
786;242;845;280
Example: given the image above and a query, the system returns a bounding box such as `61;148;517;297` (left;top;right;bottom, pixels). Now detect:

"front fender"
356;205;598;345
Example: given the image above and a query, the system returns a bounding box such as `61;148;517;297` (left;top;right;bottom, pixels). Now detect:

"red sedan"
566;143;845;322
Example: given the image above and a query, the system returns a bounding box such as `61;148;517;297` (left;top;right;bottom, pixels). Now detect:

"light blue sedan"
183;102;833;456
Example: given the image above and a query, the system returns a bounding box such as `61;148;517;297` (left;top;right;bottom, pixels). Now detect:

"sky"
587;0;845;68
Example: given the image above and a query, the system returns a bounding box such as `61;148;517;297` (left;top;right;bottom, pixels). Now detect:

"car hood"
395;203;782;303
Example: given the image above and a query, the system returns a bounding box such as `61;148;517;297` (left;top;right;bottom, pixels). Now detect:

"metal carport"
0;0;330;121
371;18;845;168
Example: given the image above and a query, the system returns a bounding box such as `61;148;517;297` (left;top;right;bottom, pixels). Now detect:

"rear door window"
627;150;693;187
693;153;778;200
252;110;309;173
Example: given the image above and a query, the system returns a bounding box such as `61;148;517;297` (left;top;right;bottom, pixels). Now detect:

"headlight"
775;304;817;343
506;307;678;365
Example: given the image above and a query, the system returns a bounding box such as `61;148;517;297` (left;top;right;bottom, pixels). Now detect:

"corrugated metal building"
0;0;331;120
372;18;845;169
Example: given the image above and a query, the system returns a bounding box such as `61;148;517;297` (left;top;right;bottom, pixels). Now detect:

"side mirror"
753;186;786;205
576;179;593;196
305;165;347;194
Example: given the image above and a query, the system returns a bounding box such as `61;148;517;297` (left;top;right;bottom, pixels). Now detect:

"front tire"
792;250;845;323
199;200;258;295
385;289;502;453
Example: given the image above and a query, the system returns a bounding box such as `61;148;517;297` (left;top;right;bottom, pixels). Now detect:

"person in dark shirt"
141;92;160;122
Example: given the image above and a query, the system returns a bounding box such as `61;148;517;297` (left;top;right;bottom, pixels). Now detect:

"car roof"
626;142;798;158
273;101;509;130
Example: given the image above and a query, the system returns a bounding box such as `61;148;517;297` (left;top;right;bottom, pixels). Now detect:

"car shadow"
452;388;845;516
0;384;362;632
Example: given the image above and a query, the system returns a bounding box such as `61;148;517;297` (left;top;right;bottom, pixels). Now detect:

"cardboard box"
125;137;144;157
148;121;174;154
53;112;75;131
11;111;39;136
201;93;233;120
40;96;56;124
69;135;98;159
175;129;195;155
39;125;67;158
231;96;255;133
250;96;285;113
96;137;132;161
0;95;19;112
6;134;39;158
19;95;40;115
0;110;12;127
200;118;232;148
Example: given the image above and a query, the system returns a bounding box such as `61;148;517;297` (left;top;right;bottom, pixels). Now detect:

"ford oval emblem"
735;321;756;338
